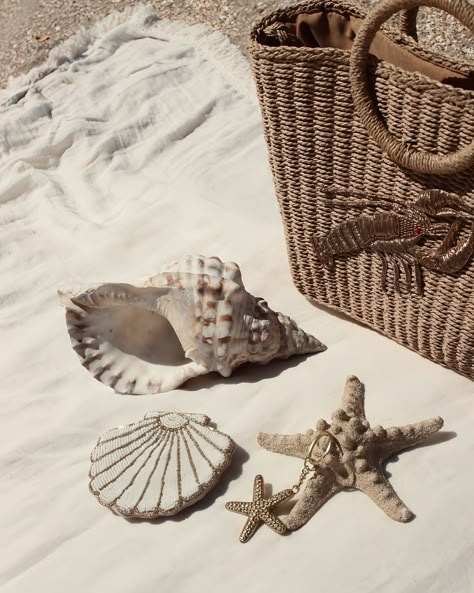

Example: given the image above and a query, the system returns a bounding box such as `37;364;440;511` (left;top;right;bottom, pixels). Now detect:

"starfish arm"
285;472;339;530
269;488;295;507
377;416;444;460
260;510;288;535
253;474;265;499
239;515;261;543
257;431;313;459
225;501;253;515
356;471;412;522
341;375;366;418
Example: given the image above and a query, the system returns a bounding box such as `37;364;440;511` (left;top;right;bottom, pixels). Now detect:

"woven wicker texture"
249;0;474;379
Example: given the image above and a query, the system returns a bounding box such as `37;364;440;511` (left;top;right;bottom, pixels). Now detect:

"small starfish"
225;475;294;543
257;376;444;530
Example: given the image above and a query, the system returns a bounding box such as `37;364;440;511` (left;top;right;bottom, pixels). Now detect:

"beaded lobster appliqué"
313;190;474;294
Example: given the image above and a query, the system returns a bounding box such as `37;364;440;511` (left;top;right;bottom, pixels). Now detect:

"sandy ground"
0;0;472;89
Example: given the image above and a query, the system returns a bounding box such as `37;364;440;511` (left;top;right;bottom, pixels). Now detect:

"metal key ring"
307;430;341;462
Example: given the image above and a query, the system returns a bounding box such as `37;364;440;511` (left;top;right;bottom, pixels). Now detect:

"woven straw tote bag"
249;0;474;379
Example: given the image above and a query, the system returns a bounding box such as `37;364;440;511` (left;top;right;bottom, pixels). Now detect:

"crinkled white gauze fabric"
0;5;473;593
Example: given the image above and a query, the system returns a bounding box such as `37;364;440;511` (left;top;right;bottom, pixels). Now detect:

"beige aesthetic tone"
258;375;444;530
2;9;474;592
249;0;474;380
89;411;235;518
225;475;295;543
59;255;325;394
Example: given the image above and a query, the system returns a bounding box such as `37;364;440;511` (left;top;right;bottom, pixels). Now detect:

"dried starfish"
257;376;444;530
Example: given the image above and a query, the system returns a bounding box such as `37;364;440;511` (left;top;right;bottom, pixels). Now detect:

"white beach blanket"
1;6;473;593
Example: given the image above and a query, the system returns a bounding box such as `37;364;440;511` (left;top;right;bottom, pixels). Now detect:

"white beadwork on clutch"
89;411;235;518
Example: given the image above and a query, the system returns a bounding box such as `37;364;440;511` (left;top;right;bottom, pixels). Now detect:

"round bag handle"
400;7;419;39
349;0;474;175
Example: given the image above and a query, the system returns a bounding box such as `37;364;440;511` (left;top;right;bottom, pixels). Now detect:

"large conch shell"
59;255;325;394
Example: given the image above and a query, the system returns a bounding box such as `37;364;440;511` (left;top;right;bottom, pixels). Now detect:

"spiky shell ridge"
146;255;289;376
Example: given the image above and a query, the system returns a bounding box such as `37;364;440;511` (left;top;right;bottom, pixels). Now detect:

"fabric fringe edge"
0;3;255;105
